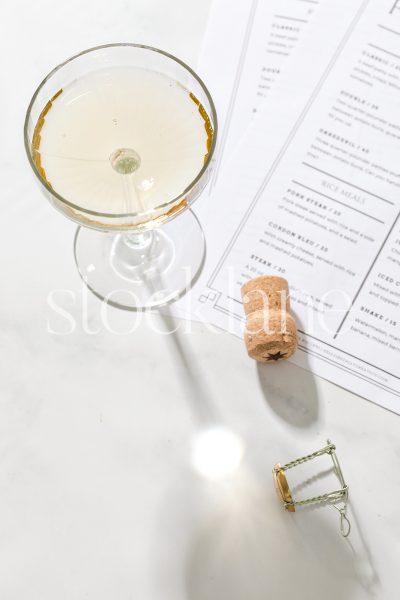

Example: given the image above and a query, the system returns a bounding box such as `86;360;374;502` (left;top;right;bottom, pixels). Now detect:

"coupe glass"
24;44;217;310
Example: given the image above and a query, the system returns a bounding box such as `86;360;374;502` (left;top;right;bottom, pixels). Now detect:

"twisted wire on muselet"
280;440;351;537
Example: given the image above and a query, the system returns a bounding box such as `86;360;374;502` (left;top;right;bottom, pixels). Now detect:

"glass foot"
74;209;205;310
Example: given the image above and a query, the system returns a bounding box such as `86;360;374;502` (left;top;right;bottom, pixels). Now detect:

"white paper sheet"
172;0;330;320
197;0;327;191
186;0;400;414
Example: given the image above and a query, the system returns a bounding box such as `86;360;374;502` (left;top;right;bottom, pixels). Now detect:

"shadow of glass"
183;481;364;600
154;309;220;425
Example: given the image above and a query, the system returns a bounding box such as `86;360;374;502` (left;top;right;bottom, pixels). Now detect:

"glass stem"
123;230;153;250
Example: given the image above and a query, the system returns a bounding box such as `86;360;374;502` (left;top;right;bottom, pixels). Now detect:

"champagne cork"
241;275;298;362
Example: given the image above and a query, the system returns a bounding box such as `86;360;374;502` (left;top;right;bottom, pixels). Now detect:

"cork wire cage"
24;43;218;310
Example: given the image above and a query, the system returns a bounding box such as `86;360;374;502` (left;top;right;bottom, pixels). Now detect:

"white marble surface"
1;1;399;598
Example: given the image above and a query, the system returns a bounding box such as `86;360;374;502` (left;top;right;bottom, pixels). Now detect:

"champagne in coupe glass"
24;44;217;310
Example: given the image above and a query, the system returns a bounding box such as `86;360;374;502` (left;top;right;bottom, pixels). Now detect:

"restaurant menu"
197;0;327;189
188;0;400;414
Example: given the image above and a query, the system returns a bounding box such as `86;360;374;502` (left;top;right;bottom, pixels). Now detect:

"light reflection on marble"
0;0;399;598
192;426;244;479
